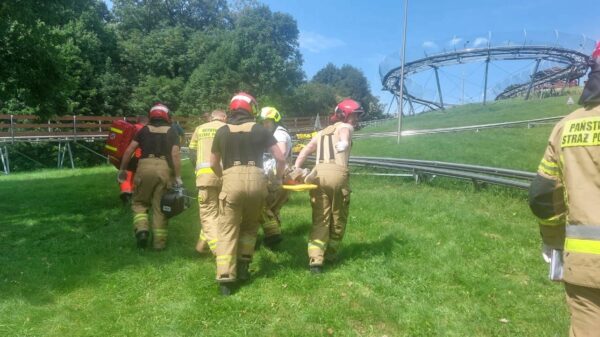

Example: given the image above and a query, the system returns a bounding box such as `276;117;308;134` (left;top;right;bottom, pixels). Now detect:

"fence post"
72;115;77;139
10;114;14;143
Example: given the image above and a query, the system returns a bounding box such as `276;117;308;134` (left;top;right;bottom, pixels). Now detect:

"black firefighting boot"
309;257;323;274
120;192;132;205
237;260;251;282
135;230;149;249
218;282;234;296
263;234;283;250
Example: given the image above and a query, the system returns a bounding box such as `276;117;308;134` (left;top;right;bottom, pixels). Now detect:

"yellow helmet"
260;106;282;123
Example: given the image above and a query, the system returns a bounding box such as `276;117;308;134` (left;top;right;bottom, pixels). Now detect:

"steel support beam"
433;66;445;110
483;58;490;105
0;146;9;175
560;66;575;95
404;87;416;115
525;59;542;100
58;142;75;169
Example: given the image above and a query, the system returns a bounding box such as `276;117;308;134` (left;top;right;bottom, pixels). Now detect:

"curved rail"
348;156;534;190
380;33;594;109
353;116;563;139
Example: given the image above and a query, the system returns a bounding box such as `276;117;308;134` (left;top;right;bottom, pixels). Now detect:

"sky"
261;0;600;111
104;0;600;112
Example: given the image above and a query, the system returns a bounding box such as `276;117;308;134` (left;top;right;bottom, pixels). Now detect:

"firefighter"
118;103;182;250
210;92;285;295
119;115;148;205
188;110;227;255
259;106;292;249
528;41;600;337
293;98;362;274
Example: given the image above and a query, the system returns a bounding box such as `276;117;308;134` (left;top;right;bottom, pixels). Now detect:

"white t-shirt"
263;125;292;175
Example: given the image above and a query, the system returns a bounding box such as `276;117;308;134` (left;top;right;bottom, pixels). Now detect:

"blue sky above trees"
104;0;600;109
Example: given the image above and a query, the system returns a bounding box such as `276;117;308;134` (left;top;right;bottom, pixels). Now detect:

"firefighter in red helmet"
529;41;600;336
293;98;363;273
210;92;286;295
118;103;182;250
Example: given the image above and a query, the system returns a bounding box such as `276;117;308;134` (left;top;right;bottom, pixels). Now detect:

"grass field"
0;98;575;336
364;94;576;132
353;96;577;171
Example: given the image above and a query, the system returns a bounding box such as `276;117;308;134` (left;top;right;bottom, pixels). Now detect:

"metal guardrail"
354;116;564;139
348;156;533;190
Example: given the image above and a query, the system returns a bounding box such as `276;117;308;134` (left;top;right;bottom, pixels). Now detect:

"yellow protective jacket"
529;104;600;288
189;120;225;187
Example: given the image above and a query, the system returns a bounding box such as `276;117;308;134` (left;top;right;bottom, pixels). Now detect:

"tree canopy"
0;0;383;119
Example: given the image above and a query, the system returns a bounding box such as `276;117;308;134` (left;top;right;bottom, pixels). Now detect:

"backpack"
104;119;138;169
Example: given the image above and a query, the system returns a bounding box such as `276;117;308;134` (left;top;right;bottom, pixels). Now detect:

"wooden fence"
0;114;328;143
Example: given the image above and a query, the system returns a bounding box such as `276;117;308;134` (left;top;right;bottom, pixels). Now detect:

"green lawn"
0;97;575;336
363;94;576;132
0;166;567;336
353;125;553;171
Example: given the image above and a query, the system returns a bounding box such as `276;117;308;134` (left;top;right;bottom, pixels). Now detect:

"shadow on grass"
0;170;201;305
253;229;405;279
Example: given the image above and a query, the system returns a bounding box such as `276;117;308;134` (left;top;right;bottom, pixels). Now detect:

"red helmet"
229;92;258;116
334;98;364;122
589;41;600;70
148;103;171;123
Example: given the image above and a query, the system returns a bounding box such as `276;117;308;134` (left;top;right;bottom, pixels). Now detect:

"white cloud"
299;31;346;53
422;41;438;49
473;37;489;47
449;36;462;46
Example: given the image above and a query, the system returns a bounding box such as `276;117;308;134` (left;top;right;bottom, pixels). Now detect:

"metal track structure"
353;115;564;139
380;31;596;111
348;156;534;190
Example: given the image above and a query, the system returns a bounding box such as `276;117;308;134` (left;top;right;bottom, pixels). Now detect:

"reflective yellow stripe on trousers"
216;255;232;266
565;225;600;255
308;239;326;251
134;213;148;224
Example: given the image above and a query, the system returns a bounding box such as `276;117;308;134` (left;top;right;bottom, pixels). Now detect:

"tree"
312;63;384;120
130;75;185;114
112;0;231;33
0;0;120;117
285;82;337;117
180;4;304;114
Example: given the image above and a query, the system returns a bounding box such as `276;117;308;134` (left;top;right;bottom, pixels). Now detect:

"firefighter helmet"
592;41;600;62
148;103;171;123
160;186;190;218
259;106;282;123
334;98;364;122
229;92;258;116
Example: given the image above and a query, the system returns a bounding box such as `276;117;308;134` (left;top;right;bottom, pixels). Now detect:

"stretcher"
282;183;318;191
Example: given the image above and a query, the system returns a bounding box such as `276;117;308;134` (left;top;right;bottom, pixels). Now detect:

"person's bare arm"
269;143;286;180
334;126;351;152
118;140;139;182
171;145;182;184
210;153;223;177
275;141;287;158
294;136;318;169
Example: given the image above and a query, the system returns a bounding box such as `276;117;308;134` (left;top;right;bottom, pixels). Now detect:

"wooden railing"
0;114;327;143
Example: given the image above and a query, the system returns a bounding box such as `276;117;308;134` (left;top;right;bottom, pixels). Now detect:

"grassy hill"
0;97;576;336
354;96;581;171
364;94;577;132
